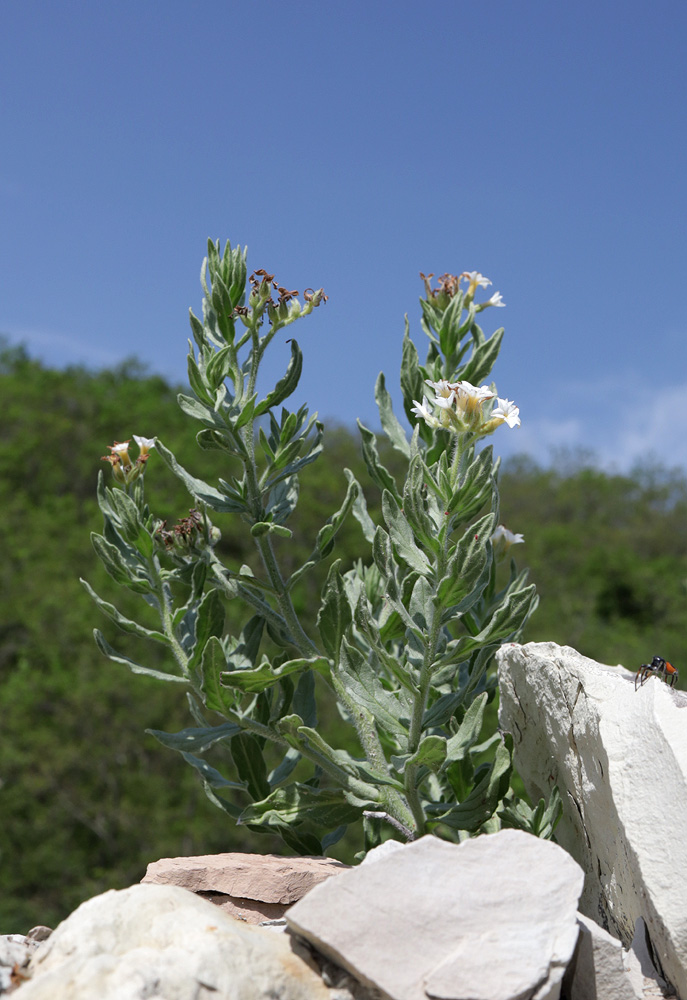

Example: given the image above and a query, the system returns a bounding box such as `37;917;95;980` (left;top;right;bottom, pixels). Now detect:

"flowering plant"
84;243;542;855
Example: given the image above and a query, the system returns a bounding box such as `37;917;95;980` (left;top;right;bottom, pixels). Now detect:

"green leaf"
297;726;401;790
81;579;168;644
447;446;495;519
347;469;377;543
268;747;302;788
375;372;410;457
179;752;245;792
177;393;227;429
232;732;271;800
338;640;410;743
155;438;244;512
422;688;466;730
222;656;326;694
147;719;242;753
250;521;292;539
238;783;368;829
233;393;258;430
400;317;425;424
91;532;150;592
317;560;352;659
205;345;235;390
429;735;512;832
443;692;488;764
382;490;431;575
265;475;299;525
402;456;440;553
498;787;562;841
94;629;187;683
254;339;303;416
437;513;495;608
188;588;225;672
447;584;537;660
200;636;237;712
187;346;216;404
314;474;359;556
459;328;504;386
437;289;466;359
392;735;446;774
358;421;401;502
107;488;154;559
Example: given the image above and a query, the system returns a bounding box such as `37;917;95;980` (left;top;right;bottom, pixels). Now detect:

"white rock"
16;882;330;1000
1;934;33;993
497;640;687;998
565;913;640;1000
286;829;584;1000
359;839;405;865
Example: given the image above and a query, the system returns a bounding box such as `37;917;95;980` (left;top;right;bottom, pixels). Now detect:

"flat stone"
497;641;687;998
18;882;331;999
141;852;351;922
286;830;584;1000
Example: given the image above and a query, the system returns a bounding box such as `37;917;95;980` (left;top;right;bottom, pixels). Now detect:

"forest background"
2;340;687;933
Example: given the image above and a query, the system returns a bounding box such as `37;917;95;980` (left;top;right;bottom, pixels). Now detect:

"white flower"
434;393;456;411
453;381;495;403
491;524;525;546
133;435;156;456
111;440;131;457
486;291;506;308
461;271;492;291
491;397;520;428
491;524;525;560
410;399;440;428
424;378;453;397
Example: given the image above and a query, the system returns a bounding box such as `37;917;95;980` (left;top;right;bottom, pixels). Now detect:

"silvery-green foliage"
84;243;541;855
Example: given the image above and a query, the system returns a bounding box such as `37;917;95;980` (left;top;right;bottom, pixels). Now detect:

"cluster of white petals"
457;272;505;308
411;378;520;435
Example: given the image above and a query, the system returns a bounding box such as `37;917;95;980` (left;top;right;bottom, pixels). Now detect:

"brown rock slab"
141;853;351;923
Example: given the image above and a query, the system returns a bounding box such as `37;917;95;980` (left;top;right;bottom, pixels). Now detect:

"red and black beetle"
635;655;678;691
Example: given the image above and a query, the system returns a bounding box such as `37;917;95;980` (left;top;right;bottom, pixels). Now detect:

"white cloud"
497;372;687;473
2;325;124;370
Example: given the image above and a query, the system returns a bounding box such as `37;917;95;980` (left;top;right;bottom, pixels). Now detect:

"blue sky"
2;1;686;471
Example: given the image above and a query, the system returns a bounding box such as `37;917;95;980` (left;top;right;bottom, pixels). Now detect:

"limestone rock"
564;913;640;1000
142;852;350;923
16;882;331;999
497;640;687;998
286;829;584;1000
360;839;404;865
1;935;35;994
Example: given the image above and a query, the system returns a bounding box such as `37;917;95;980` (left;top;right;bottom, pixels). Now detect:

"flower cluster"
420;270;505;310
101;436;156;485
236;269;328;326
411;379;520;436
155;508;221;555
